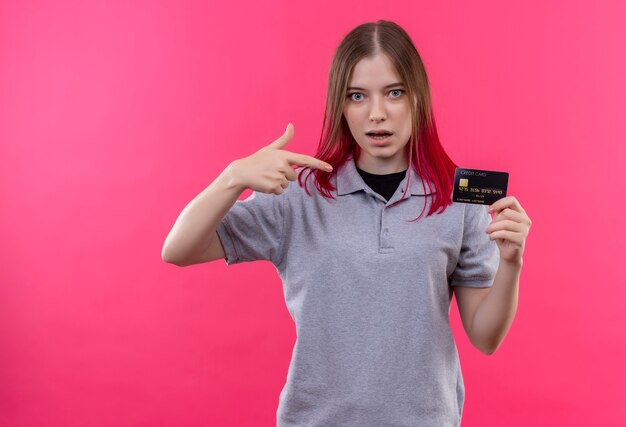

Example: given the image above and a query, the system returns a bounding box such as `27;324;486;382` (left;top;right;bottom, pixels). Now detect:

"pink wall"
1;0;624;426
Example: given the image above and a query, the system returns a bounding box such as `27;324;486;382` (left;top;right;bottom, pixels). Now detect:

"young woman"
162;20;531;427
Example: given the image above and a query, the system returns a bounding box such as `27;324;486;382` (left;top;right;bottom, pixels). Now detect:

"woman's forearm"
161;162;245;265
472;259;522;354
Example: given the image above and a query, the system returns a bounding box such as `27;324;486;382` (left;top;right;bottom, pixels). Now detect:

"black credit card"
452;167;509;205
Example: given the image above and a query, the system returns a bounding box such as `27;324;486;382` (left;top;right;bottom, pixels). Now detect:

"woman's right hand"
225;123;333;195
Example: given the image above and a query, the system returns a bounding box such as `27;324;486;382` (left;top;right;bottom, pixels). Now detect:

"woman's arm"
459;259;522;354
467;196;531;354
161;124;332;266
161;164;246;266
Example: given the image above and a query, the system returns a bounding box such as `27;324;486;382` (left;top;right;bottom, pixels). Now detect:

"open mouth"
366;131;393;140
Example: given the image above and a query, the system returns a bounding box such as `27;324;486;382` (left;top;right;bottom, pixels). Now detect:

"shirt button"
383;229;389;236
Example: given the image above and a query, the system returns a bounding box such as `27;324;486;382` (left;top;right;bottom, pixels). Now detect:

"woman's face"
343;52;412;174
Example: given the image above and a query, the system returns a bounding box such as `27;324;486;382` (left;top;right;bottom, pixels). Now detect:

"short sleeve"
215;190;285;266
449;203;500;288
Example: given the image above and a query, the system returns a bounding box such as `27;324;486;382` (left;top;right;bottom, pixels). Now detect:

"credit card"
452;167;509;205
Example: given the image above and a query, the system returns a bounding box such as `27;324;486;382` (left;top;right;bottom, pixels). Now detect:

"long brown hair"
298;20;458;221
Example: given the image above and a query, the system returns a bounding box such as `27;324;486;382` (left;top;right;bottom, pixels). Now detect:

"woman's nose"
369;97;386;121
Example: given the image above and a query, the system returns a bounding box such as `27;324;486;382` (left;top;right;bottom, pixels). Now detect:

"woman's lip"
367;134;392;144
366;128;393;135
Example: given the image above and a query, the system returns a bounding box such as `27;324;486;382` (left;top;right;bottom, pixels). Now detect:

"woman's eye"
348;90;402;101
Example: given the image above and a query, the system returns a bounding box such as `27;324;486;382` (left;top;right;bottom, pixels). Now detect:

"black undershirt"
356;166;408;202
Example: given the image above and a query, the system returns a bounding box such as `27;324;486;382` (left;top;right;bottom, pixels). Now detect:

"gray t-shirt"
216;156;499;427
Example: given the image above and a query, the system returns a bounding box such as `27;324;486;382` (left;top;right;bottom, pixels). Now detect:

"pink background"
1;0;624;426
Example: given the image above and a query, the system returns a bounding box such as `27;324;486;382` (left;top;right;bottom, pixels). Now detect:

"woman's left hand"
486;196;532;265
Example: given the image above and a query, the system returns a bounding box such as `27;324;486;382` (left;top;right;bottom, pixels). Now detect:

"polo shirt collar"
336;156;434;197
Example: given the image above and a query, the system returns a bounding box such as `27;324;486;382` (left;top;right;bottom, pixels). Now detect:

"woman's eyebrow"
347;82;404;91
